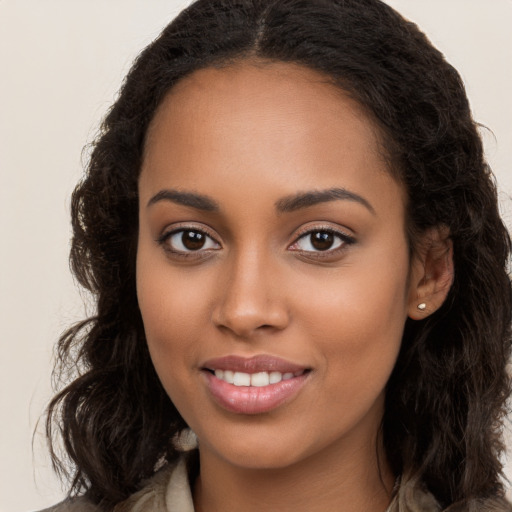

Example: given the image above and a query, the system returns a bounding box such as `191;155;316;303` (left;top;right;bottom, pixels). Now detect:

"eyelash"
288;226;356;259
157;225;221;259
156;225;356;260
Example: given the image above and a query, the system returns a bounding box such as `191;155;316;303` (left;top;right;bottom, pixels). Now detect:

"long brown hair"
46;0;512;508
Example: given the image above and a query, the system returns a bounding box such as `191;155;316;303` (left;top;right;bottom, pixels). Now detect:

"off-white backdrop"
1;1;511;511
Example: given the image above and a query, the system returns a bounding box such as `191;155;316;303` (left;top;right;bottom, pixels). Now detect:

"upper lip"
201;355;309;374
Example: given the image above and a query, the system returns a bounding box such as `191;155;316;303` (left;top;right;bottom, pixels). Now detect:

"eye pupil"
182;231;206;250
311;231;334;251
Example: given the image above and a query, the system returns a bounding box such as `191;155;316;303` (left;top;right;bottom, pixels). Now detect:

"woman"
44;0;512;510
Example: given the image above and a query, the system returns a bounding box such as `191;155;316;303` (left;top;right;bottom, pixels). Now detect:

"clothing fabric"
40;453;512;512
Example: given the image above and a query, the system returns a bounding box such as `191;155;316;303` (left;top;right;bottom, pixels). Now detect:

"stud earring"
417;303;427;311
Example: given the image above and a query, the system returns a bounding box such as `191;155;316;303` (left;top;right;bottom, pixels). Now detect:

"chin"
219;444;306;470
194;422;308;469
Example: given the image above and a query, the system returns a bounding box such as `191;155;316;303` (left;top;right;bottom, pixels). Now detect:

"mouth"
203;368;309;387
200;355;312;414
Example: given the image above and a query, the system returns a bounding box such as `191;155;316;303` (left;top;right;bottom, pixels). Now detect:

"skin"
136;61;452;512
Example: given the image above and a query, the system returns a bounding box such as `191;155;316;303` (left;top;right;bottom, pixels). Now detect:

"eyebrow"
275;187;375;215
146;186;375;215
147;189;219;211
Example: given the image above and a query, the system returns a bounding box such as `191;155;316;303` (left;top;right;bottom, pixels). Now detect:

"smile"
211;369;306;387
201;355;311;414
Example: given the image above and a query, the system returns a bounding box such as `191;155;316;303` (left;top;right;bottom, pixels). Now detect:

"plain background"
1;1;511;511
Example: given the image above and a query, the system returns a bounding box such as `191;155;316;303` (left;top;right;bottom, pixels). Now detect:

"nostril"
211;295;290;337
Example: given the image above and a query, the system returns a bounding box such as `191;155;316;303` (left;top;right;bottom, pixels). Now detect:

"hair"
46;0;512;509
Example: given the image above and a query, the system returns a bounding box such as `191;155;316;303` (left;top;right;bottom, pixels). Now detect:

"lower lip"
203;371;309;415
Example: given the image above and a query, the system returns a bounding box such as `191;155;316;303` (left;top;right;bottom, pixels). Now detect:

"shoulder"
390;474;512;512
113;455;195;512
445;496;512;512
35;468;174;512
37;497;99;512
35;454;194;512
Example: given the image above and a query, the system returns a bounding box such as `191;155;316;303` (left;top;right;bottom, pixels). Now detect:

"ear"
407;225;454;320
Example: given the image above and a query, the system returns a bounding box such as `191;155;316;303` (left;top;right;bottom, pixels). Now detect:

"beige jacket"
42;455;512;512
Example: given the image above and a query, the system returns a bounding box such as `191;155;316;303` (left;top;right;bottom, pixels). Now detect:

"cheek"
295;256;410;399
137;283;205;422
136;248;209;389
139;277;207;343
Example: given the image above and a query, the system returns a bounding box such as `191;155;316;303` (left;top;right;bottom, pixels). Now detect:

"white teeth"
251;372;270;387
269;371;282;384
233;372;251;386
223;370;234;384
212;369;305;386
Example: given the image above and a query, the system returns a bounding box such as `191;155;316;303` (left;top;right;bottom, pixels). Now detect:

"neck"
193;428;395;512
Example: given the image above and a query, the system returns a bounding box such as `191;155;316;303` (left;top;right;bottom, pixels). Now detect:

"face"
137;61;418;471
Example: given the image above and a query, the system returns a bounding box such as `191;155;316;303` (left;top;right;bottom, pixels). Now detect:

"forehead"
161;60;351;118
146;60;382;157
141;60;404;219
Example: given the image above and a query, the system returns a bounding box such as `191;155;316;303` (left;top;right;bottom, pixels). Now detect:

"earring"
417;303;427;311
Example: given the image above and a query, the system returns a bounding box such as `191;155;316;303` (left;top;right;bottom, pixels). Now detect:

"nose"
212;249;290;339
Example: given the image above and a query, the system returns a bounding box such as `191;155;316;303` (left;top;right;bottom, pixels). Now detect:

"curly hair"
46;0;512;509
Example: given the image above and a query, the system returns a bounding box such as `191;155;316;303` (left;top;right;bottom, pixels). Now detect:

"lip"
202;354;308;374
200;355;311;415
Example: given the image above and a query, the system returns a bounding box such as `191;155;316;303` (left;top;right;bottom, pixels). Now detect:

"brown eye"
310;231;335;251
163;229;220;253
182;230;206;250
290;228;354;254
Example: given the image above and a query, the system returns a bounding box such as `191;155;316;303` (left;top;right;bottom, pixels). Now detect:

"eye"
159;228;220;254
289;228;355;254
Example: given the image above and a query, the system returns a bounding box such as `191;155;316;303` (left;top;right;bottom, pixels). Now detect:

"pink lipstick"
201;355;311;415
